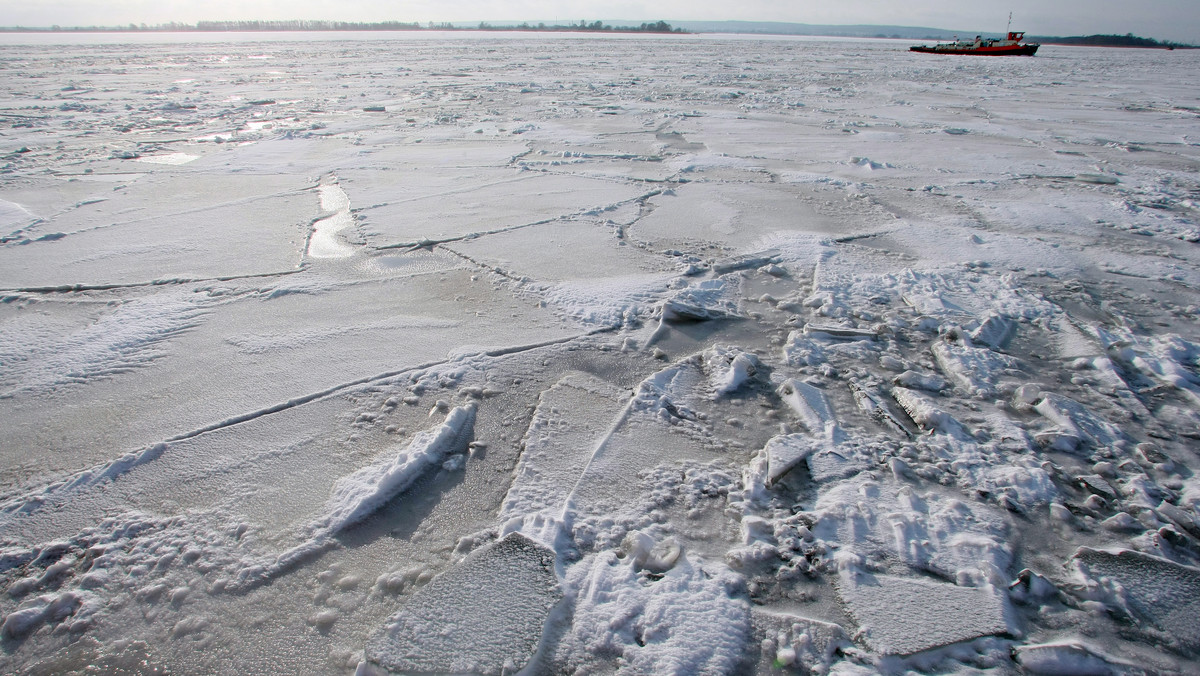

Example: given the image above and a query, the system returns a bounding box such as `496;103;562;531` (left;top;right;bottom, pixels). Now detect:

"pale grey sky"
3;0;1198;42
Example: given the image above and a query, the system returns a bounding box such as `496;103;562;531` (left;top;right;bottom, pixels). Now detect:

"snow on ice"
0;31;1198;675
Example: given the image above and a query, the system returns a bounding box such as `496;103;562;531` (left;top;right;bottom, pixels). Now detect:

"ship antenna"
1007;12;1012;34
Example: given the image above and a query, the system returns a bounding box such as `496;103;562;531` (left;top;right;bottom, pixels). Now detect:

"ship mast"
1007;12;1012;35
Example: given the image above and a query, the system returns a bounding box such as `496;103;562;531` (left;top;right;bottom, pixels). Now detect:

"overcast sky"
3;1;1197;42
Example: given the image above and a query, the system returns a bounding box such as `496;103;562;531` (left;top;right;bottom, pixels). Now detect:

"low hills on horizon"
0;18;1191;48
670;20;1192;48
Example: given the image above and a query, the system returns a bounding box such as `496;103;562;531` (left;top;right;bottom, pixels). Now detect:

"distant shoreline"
0;23;1191;48
0;20;686;35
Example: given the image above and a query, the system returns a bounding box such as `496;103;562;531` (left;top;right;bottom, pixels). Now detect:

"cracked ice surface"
1;32;1199;675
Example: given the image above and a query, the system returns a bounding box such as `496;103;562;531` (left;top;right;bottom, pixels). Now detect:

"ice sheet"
1;33;1199;676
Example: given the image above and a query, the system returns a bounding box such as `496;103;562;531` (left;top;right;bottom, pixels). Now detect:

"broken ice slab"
1033;393;1124;451
802;323;880;341
1073;474;1118;501
777;379;844;444
1052;315;1098;361
808;447;871;483
499;373;628;535
813;480;1012;579
1156;500;1200;540
761;434;817;486
891;386;969;438
660;277;740;322
931;340;1019;398
566;360;722;518
849;381;911;437
968;311;1014;349
710;252;779;275
892;370;948;392
835;573;1013;656
1013;641;1124;675
1074;173;1120;185
750;609;847;675
363;533;561;676
1071;547;1200;650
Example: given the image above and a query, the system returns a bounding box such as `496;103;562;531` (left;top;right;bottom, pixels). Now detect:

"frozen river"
1;32;1198;674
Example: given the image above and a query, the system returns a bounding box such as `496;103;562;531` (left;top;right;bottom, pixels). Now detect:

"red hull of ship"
910;43;1039;56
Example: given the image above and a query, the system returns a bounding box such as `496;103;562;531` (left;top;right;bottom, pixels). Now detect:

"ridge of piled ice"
540;274;673;327
307;180;357;258
560;550;750;675
311;404;475;538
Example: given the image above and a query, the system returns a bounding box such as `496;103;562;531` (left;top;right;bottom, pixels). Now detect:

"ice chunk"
620;530;683;573
969;311;1014;349
1;591;84;639
802;323;879;341
363;533;561;675
1072;547;1200;649
891;370;948;392
849;381;910;437
835;573;1012;655
761;434;817;487
977;463;1058;509
705;345;759;397
311;404;475;537
1124;334;1200;408
661;278;740;322
1013;641;1121;675
750;609;847;675
1075;475;1118;501
1033;393;1124;450
901;289;968;318
891;387;968;438
781;333;829;368
777;379;843;443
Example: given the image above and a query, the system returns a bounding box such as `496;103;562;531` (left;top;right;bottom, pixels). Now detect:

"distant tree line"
195;20;424;31
480;20;682;33
0;20;685;34
1032;33;1189;49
